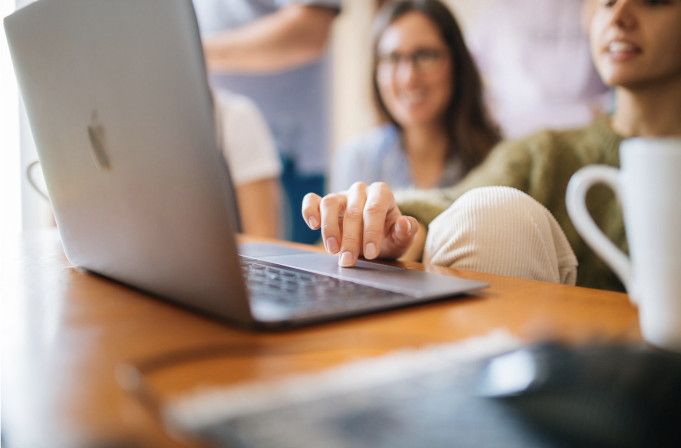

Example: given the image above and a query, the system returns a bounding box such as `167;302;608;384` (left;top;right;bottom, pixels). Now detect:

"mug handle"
566;166;634;302
26;160;51;202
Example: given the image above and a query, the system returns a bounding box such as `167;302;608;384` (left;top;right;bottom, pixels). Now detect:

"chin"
598;62;673;90
598;69;639;89
399;119;435;129
611;75;669;91
399;112;440;127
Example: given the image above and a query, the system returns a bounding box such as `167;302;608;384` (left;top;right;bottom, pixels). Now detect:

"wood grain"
3;230;640;447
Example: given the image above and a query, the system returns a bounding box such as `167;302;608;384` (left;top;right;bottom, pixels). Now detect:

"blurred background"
1;0;602;237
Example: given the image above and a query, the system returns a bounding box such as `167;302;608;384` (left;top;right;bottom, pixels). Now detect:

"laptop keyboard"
240;257;413;311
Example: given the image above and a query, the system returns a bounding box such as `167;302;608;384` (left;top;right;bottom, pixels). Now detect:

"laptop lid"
5;0;255;325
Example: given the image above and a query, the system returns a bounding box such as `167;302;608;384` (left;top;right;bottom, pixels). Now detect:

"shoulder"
529;116;620;166
497;127;576;154
337;124;400;159
334;125;397;173
458;118;616;195
489;117;618;165
216;91;272;139
215;91;281;185
216;91;261;118
331;125;401;191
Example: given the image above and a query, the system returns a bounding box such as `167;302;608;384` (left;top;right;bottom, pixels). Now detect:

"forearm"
203;5;336;73
237;178;282;238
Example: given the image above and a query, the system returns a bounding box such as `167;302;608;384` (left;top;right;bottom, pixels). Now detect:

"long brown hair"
371;0;501;171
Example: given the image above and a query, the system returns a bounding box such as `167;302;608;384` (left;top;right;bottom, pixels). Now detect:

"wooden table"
2;230;640;447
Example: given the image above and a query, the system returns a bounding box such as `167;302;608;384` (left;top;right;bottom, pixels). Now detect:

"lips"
400;91;427;102
605;39;642;61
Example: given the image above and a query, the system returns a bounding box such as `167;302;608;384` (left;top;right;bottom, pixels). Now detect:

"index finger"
361;182;393;259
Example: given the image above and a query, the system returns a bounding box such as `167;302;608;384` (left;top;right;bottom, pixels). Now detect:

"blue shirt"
193;0;341;175
331;125;466;192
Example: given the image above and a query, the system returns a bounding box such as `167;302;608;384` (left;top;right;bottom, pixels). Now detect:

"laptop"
5;0;486;328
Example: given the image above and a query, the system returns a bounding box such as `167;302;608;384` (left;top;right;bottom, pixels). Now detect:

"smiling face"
375;11;453;130
590;0;681;89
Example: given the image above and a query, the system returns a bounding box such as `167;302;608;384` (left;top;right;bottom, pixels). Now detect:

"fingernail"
326;237;339;254
406;218;414;234
364;242;377;259
396;218;407;235
339;251;354;267
307;216;318;229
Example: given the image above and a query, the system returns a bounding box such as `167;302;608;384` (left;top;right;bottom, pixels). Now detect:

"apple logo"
87;110;111;171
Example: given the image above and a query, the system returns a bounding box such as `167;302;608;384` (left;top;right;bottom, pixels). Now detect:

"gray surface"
190;359;558;448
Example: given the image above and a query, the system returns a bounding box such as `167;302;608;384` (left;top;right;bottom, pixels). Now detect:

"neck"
402;124;448;161
612;77;681;137
401;124;449;188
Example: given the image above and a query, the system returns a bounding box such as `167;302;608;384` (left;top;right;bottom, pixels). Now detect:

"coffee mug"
566;137;681;352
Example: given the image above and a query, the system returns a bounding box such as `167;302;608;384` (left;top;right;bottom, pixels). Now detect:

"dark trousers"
280;157;325;244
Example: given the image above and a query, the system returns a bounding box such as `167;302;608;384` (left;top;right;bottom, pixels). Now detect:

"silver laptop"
5;0;486;328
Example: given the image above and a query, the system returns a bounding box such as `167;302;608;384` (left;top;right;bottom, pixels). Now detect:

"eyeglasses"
377;48;447;74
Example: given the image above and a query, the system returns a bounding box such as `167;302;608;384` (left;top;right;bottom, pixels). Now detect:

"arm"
203;4;337;73
214;92;283;237
237;178;282;238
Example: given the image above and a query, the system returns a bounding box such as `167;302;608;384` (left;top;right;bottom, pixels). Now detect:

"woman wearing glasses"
329;0;500;192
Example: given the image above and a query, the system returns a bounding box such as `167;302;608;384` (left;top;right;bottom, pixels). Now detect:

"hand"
301;182;420;267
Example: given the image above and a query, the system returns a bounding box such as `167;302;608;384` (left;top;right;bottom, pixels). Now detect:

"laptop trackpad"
239;242;402;272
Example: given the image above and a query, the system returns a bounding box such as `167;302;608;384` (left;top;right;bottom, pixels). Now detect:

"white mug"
566;137;681;352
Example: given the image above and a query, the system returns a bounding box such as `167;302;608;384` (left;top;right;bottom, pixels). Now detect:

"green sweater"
397;116;626;291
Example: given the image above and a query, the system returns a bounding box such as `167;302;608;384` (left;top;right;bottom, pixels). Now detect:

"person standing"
193;0;341;243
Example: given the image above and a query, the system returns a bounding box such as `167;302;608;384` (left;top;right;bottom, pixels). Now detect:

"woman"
303;0;681;291
330;0;500;192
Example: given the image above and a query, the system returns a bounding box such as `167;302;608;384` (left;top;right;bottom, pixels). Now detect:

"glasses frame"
377;47;449;76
